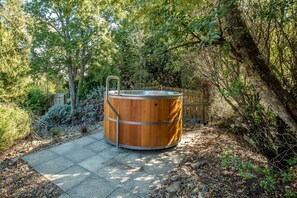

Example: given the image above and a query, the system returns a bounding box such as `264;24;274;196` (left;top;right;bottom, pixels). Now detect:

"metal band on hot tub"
104;115;181;125
104;137;180;150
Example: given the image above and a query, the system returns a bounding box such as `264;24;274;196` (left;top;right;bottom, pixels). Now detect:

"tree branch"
158;40;201;55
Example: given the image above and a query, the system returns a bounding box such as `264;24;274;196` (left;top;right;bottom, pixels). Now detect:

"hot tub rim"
106;90;183;100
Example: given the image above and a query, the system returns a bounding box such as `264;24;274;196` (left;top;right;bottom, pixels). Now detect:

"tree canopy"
0;0;31;104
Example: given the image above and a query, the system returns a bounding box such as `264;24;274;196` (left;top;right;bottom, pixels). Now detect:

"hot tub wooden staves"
103;92;182;150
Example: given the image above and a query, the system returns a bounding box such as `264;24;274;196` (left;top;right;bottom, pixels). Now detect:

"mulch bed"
0;158;63;198
150;124;293;198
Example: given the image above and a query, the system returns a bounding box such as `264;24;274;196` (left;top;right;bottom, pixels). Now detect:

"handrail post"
106;76;120;149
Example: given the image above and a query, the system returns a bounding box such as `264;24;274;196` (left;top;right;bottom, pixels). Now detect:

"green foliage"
25;86;51;115
221;146;296;195
25;0;117;112
79;86;104;124
35;86;104;131
0;0;31;104
50;129;61;137
0;103;31;151
79;66;119;98
37;104;72;129
284;189;296;198
255;167;277;192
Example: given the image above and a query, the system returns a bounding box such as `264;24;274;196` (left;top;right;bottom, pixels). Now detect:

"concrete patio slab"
71;136;97;147
121;171;159;197
94;159;139;185
50;142;78;155
22;149;59;167
22;129;191;198
64;147;96;163
67;174;117;198
78;154;109;172
98;147;125;160
85;140;111;153
35;156;74;175
89;131;104;140
50;165;92;191
107;187;140;198
58;193;72;198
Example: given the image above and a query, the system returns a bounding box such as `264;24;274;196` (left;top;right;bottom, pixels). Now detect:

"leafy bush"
37;104;72;129
0;103;31;151
25;86;50;115
35;86;104;133
79;86;104;124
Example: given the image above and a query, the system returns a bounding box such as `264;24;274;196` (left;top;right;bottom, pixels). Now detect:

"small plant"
284;189;296;198
255;167;277;192
80;124;89;135
51;129;61;137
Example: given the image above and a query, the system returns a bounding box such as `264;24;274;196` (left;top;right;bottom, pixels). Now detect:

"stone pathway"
22;128;190;198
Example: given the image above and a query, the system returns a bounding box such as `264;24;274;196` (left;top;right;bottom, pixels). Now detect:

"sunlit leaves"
0;0;31;103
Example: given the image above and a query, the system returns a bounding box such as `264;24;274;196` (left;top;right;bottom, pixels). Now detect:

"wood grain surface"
104;96;182;147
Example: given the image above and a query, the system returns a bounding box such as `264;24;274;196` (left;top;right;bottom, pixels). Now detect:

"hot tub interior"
108;90;182;96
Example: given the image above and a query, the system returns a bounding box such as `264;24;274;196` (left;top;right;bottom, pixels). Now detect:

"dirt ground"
150;124;296;198
0;123;295;197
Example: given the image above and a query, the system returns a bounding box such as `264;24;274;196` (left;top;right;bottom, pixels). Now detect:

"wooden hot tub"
104;90;183;150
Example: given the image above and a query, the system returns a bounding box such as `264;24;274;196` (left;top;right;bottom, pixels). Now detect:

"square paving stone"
113;152;130;161
107;187;140;198
85;141;111;153
58;193;72;198
22;149;59;167
78;154;108;173
50;165;92;191
115;152;149;168
67;174;117;198
89;132;104;140
35;156;74;175
71;136;97;147
143;157;175;176
95;160;139;185
98;147;125;160
64;147;96;163
121;172;158;197
50;142;78;155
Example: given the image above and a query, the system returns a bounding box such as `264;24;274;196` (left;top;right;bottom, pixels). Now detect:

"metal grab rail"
106;76;120;148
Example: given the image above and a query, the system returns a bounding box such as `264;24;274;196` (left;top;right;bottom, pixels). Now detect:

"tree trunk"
68;68;76;114
76;63;85;107
221;0;297;132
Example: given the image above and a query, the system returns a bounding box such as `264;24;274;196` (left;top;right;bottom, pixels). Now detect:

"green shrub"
37;104;72;129
0;103;31;151
79;86;104;124
25;86;50;115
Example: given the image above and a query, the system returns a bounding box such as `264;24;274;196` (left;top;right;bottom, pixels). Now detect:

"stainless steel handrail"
106;76;120;149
